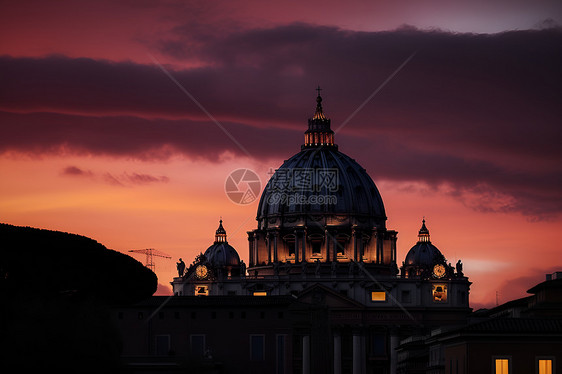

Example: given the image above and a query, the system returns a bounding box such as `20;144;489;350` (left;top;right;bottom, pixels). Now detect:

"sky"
1;0;561;308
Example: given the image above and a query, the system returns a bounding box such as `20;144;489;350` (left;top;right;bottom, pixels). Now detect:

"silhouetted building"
396;272;562;374
111;93;472;373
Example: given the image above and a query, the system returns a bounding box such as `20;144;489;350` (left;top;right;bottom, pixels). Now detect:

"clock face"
196;265;208;279
433;264;446;278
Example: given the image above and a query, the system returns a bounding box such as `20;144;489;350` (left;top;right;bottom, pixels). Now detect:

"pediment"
297;283;364;309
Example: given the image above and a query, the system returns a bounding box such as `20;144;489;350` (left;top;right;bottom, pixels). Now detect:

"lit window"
371;291;386;301
312;241;322;255
253;291;267;296
495;358;510;374
432;284;448;302
195;285;209;296
538;359;553;374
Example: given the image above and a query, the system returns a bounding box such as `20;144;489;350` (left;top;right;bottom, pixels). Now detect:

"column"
248;232;254;266
333;330;341;374
303;335;310;374
325;228;331;262
252;232;259;266
294;230;299;263
353;329;365;374
390;332;400;374
301;229;307;262
332;230;338;260
273;231;278;263
375;231;382;264
352;229;358;261
267;232;272;264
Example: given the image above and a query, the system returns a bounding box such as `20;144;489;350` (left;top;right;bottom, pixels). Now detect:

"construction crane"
128;248;171;272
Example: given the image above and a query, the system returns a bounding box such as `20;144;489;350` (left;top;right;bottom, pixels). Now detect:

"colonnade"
300;329;400;374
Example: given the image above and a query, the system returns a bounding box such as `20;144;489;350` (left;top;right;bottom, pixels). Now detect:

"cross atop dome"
312;86;327;120
304;86;335;148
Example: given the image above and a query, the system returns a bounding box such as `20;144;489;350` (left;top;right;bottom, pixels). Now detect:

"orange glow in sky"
1;0;561;309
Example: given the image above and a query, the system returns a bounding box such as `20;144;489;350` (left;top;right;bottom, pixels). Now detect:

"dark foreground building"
113;94;473;374
396;272;562;374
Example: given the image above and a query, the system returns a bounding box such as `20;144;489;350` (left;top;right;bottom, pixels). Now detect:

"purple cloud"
1;26;560;219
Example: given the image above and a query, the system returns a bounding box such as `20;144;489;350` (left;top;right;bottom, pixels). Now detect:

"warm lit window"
371;291;386;301
432;284;448;302
195;285;209;296
538;359;553;374
253;291;267;296
495;358;510;374
311;241;322;255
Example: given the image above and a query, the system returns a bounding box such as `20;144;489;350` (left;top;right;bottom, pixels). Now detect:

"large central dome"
257;93;386;231
247;90;396;271
257;147;386;230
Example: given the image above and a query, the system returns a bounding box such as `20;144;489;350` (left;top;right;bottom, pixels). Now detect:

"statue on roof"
456;260;463;276
176;258;185;277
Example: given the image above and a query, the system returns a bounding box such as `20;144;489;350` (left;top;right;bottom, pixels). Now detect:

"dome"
203;220;241;268
256;92;386;230
404;219;446;267
204;242;241;267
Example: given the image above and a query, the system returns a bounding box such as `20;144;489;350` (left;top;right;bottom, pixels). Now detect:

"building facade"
396;272;562;374
117;92;472;374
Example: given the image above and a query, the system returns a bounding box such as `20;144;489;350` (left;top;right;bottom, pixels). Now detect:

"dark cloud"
62;165;92;177
60;164;169;186
124;172;169;185
1;26;561;218
102;172;171;187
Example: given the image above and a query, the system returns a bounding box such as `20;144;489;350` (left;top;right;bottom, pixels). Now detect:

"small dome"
204;220;241;268
404;242;444;267
204;242;241;267
404;219;446;267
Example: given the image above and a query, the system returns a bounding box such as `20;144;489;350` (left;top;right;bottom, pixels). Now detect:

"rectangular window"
250;335;265;361
254;291;267;296
371;291;386;302
277;335;286;374
538;359;553;374
371;333;386;356
401;290;411;303
336;239;346;256
195;285;209;296
432;284;448;302
190;335;205;357
495;358;510;374
312;241;322;255
155;335;170;356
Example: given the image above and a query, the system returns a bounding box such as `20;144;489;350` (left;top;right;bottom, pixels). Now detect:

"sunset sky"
1;0;561;308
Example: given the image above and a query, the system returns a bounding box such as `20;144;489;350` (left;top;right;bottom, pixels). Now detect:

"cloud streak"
1;26;561;218
61;165;169;187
